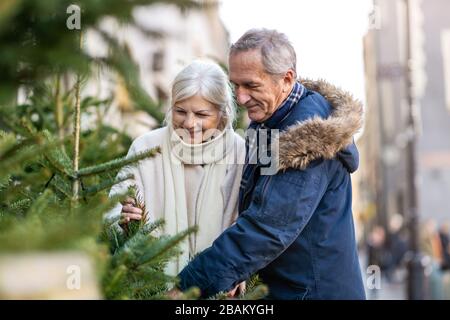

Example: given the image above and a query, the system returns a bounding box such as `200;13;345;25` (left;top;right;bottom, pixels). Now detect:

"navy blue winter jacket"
178;79;366;300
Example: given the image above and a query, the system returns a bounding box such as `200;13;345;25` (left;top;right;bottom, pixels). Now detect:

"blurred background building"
358;0;450;232
82;2;229;139
359;0;450;229
355;0;450;299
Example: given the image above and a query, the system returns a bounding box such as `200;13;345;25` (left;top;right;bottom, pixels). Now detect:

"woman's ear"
218;113;228;131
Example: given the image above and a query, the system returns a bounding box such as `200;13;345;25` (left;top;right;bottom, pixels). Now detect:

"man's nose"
235;89;251;106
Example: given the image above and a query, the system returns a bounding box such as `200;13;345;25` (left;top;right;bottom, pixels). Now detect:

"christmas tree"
0;0;266;300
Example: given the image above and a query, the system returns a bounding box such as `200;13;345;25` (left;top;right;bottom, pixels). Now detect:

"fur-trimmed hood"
276;79;363;171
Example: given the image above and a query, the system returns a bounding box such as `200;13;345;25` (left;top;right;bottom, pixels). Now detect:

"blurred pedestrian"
438;221;450;271
367;225;387;269
384;214;408;281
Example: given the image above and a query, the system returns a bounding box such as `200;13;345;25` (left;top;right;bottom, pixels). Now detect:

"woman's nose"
183;114;196;129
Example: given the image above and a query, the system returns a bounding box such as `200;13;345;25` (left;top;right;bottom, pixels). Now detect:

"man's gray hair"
230;28;297;78
166;59;236;129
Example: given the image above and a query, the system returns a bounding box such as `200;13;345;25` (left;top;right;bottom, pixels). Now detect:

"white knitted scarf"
162;125;237;276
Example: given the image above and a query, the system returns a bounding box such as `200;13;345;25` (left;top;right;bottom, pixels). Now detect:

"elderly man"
177;29;366;300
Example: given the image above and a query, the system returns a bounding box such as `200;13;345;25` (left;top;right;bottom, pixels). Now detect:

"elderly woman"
106;60;245;279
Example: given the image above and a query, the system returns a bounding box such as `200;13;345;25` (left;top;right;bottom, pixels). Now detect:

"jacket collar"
263;81;305;129
275;79;363;171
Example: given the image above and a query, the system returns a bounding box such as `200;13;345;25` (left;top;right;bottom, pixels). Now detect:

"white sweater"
106;127;245;257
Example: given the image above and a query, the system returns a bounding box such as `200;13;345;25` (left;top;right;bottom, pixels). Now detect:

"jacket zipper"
239;165;257;212
260;175;272;207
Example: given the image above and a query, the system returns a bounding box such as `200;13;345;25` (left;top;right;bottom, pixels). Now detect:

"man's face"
229;50;293;123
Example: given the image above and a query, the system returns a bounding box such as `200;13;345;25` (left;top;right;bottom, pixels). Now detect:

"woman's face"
172;95;222;144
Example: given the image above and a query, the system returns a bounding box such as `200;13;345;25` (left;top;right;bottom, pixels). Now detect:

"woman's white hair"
165;59;236;129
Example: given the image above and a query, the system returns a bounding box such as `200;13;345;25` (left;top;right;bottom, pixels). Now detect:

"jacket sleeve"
177;159;329;297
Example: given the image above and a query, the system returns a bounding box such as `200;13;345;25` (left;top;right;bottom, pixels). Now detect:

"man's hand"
226;281;246;298
166;288;183;299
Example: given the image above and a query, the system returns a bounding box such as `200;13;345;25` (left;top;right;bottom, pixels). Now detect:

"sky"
218;0;374;104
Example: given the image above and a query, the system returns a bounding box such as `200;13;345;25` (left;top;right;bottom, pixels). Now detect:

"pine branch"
0;193;125;252
48;174;73;198
104;225;192;299
177;287;202;300
80;173;134;197
42;152;75;179
111;232;156;267
240;285;269;300
136;226;198;266
0;134;59;178
208;292;229;300
0;131;19;158
101;224;124;254
27;190;55;217
132;268;175;285
128;270;177;298
142;218;165;235
244;273;263;292
41;130;75;178
0;173;12;192
77;146;161;177
0;130;41;161
9;199;32;212
104;264;128;298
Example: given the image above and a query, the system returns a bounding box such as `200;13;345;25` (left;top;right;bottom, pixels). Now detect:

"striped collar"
250;81;305;129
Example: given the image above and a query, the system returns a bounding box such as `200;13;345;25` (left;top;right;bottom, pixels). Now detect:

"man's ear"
283;69;296;88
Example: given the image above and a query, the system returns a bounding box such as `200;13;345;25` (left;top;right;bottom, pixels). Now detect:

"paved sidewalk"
359;249;407;300
366;277;406;300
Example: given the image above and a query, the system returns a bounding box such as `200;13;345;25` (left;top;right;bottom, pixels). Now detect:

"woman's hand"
119;196;143;229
